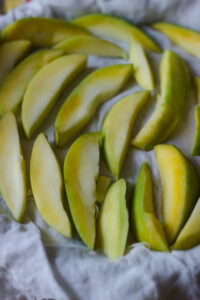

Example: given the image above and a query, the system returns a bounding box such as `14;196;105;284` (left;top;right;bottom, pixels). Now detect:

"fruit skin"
102;90;149;179
131;162;169;252
0;40;31;84
97;179;129;261
155;144;200;244
132;50;190;151
192;105;200;156
0;112;26;221
30;133;71;237
172;198;200;250
153;22;200;58
55;64;132;147
64;132;101;249
54;35;127;58
96;176;111;204
22;54;87;138
0;17;91;47
194;76;200;104
72;14;161;53
0;49;62;116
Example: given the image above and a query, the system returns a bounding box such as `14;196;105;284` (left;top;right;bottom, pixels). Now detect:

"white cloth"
0;1;200;299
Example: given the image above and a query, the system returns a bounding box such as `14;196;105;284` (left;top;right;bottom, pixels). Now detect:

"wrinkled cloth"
1;1;200;299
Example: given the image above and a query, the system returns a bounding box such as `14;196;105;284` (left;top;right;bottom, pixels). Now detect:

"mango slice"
96;176;111;204
153;23;200;58
0;17;91;47
192;105;200;156
0;40;31;84
155;144;200;244
132;50;189;150
55;64;132;147
0;49;62;116
30;133;71;237
194;76;200;104
129;37;154;90
97;179;129;260
172;198;200;250
55;35;127;58
22;54;87;138
102;90;149;179
64;132;101;249
131;162;169;252
72;14;161;53
0;113;26;221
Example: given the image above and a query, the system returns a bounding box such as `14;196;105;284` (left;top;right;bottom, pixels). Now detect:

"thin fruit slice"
155;144;200;244
72;14;161;52
54;35;127;58
0;112;26;221
129;37;154;90
0;40;31;84
192;105;200;156
0;17;91;47
64;132;101;249
131;162;169;252
97;179;129;260
0;49;62;116
96;176;111;204
194;76;200;104
30;133;71;237
172;198;200;250
55;64;132;147
153;23;200;58
132;50;189;151
22;54;87;138
102;90;149;179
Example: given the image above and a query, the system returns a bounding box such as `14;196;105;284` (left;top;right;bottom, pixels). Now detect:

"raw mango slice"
96;176;111;204
192;105;200;156
194;76;200;104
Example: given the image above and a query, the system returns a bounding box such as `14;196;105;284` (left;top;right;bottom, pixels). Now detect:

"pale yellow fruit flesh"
30;133;71;237
64;132;101;249
0;112;26;221
96;176;111;204
22;54;87;138
0;49;63;116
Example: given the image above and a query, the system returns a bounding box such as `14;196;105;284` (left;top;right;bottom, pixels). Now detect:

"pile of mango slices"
1;15;200;261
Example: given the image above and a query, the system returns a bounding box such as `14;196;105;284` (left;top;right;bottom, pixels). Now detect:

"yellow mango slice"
64;132;101;249
0;17;91;47
72;14;161;52
30;133;71;237
194;76;200;104
96;176;111;204
192;105;200;156
0;113;26;221
102;90;149;179
54;35;127;58
97;179;129;260
0;40;31;84
0;49;62;116
22;54;87;138
155;144;200;244
55;64;132;147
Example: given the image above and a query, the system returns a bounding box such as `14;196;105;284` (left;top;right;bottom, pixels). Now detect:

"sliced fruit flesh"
97;179;129;260
64;132;101;249
192;104;200;156
55;64;132;147
22;54;87;138
30;133;71;237
0;49;62;116
96;176;111;204
0;112;26;221
54;35;127;58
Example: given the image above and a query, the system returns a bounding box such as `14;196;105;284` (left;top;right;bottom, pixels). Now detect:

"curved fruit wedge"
172;198;200;250
0;49;62;116
96;176;111;204
0;17;91;47
132;50;189;151
102;90;149;179
97;179;129;260
131;162;169;252
192;105;200;156
72;14;161;53
0;40;31;84
153;23;200;58
155;144;200;244
30;133;71;237
55;64;132;147
129;37;154;90
194;76;200;104
54;35;127;58
0;113;26;221
64;132;101;249
22;54;87;138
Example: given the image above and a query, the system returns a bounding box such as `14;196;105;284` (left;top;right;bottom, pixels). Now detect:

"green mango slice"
96;176;111;204
192;104;200;156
